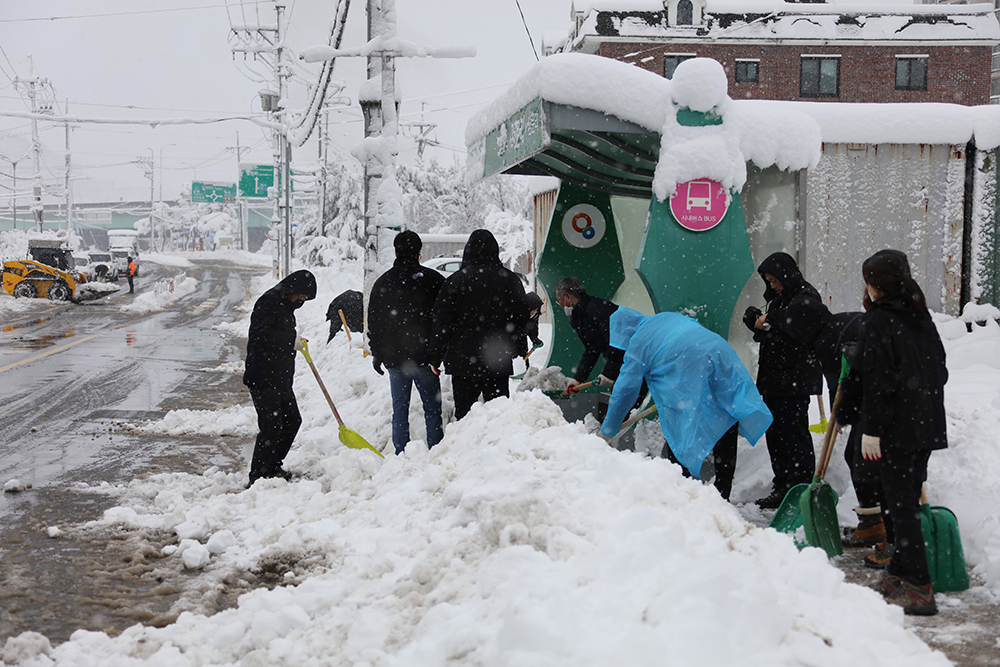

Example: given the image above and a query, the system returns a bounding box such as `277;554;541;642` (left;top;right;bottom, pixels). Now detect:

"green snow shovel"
920;487;970;592
300;340;384;458
770;385;843;557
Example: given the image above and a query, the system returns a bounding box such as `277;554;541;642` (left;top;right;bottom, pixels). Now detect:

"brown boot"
843;506;885;547
871;573;902;599
864;537;894;569
886;579;937;616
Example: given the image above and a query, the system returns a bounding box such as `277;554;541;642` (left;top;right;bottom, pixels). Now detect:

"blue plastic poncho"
601;309;772;477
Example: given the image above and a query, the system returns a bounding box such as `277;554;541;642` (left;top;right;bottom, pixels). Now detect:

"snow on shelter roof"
466;53;1000;197
571;1;1000;46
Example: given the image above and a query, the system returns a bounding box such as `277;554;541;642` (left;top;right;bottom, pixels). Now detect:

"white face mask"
564;305;574;317
867;286;878;302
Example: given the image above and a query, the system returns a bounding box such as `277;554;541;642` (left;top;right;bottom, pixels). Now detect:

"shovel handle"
300;342;346;428
617;404;658;434
338;309;352;342
920;486;929;505
816;383;844;479
817;394;827;423
563;381;594;395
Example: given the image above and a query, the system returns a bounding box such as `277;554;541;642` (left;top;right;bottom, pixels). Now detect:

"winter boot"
871;573;902;599
842;506;885;547
886;579;937;616
755;488;786;510
863;537;894;569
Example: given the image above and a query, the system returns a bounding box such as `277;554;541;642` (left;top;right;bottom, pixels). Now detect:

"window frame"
800;55;841;98
895;55;928;92
735;59;760;84
663;53;697;79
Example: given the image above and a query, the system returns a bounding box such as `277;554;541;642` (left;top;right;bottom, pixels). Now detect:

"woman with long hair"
851;249;948;615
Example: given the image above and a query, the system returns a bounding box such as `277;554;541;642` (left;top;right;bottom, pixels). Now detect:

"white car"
87;251;119;282
424;256;463;277
72;253;93;279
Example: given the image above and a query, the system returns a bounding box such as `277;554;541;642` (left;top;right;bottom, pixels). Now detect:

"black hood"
277;270;317;299
462;230;502;267
524;291;543;311
758;252;806;303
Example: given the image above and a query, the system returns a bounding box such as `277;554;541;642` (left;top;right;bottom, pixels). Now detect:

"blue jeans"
388;365;443;454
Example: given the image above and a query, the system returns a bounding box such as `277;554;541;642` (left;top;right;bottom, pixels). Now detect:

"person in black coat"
554;276;625;392
326;290;363;342
243;269;317;486
844;249;948;615
744;252;826;508
368;231;446;454
431;229;529;420
516;291;545;369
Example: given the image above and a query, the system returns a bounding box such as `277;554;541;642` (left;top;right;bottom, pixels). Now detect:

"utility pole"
64;99;73;238
135;152;155;251
318;107;329;236
15;56;54;233
232;132;251;251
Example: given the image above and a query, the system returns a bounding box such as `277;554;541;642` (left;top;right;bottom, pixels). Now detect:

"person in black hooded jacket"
743;252;826;508
431;229;529;420
243;269;317;486
368;231;445;453
842;249;947;615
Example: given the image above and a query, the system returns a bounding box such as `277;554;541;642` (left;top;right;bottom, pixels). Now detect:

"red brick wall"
598;41;992;105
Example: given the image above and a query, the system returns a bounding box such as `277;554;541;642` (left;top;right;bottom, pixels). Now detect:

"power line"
513;0;539;62
0;3;273;24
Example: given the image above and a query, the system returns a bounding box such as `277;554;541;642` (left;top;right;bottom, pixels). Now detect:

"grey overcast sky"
0;0;570;205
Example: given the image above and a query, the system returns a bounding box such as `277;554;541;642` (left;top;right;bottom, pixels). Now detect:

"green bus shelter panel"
635;190;755;338
536;183;626;381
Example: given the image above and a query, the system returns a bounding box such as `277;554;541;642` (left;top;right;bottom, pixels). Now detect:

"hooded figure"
601;308;772;491
743;252;826;508
431;229;529;420
244;269;317;486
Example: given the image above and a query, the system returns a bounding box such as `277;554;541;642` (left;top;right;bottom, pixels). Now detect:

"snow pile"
42;390;946;666
119;275;199;315
516;365;572;392
3;478;29;493
75;281;120;299
137;405;257;438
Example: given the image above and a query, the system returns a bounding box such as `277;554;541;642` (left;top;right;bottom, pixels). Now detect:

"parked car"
72;253;93;279
87;251;119;282
424;256;463;277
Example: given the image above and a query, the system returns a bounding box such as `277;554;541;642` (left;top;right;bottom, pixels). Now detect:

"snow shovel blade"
808;418;828;434
338;424;384;458
768;482;808;535
921;502;969;592
799;478;842;557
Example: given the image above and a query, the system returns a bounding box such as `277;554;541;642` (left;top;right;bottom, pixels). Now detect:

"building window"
800;57;839;97
895;56;928;91
677;0;693;25
664;54;694;79
735;60;759;83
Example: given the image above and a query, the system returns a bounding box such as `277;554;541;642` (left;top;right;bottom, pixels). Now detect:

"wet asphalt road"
0;258;269;642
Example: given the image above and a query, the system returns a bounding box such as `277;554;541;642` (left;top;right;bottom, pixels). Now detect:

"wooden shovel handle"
338;309;352;342
617;404;658;434
307;359;345;428
920;486;929;505
562;381;594;395
817;394;827;423
816;383;845;479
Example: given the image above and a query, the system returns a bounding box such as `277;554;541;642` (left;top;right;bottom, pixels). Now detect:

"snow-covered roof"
569;1;1000;48
466;53;1000;196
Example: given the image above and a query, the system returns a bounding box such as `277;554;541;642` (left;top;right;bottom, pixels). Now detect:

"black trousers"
762;395;815;493
248;383;302;482
880;448;932;585
452;370;509;421
127;274;134;293
663;423;738;500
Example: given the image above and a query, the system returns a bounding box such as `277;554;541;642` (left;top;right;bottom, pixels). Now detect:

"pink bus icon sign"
670;178;728;232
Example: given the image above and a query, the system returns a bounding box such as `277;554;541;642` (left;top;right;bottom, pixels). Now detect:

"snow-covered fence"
154;273;186;296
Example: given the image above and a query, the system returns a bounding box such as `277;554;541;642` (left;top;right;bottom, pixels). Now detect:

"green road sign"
192;181;237;203
238;163;293;198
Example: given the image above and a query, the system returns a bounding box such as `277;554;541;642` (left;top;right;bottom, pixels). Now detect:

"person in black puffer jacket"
243;269;317;486
431;229;529;420
743;252;826;508
368;231;446;453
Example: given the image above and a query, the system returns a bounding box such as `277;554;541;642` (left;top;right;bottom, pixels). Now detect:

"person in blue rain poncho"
599;308;772;499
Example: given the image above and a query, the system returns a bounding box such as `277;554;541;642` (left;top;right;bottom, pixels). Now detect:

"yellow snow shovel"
809;395;829;433
299;340;384;458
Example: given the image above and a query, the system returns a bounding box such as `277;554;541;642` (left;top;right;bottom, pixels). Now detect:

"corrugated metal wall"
804;143;966;315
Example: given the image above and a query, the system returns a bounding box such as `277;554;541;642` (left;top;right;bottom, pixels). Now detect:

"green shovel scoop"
299;340;384;458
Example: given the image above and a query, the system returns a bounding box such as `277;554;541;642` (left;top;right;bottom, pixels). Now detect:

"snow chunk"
179;539;211;569
3;479;29;493
516;365;572;392
206;529;238;555
46;526;62;538
2;632;52;663
671;58;728;113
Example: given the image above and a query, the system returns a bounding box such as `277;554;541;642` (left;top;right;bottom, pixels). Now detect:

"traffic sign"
239;163;293;198
192;181;237;203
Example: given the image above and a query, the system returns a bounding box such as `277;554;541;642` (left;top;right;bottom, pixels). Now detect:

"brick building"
551;0;1000;105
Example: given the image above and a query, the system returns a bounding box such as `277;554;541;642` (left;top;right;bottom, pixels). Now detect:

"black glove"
372;357;384;375
743;306;762;331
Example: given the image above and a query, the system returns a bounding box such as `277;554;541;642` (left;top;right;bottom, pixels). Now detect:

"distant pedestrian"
432;229;529;420
743;252;826;509
368;231;446;454
326;289;363;342
243;269;316;487
127;256;137;294
518;291;544;368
